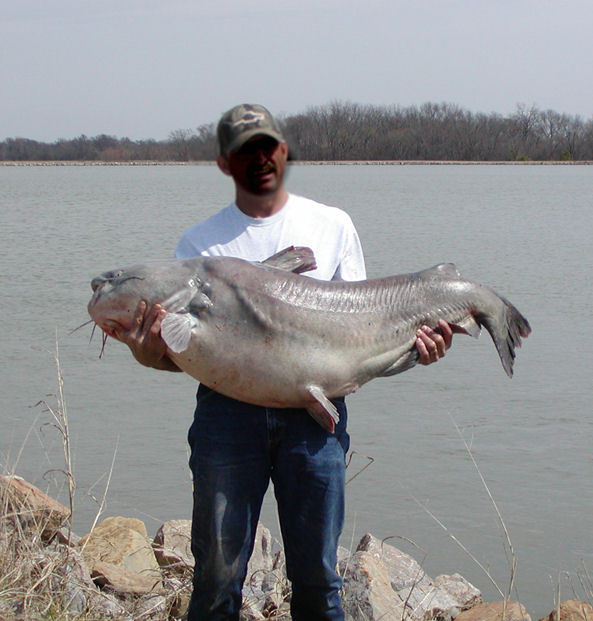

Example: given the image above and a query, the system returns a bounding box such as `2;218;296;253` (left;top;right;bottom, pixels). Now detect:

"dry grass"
0;337;193;620
0;466;193;621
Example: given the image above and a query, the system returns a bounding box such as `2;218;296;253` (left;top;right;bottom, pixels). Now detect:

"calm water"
1;163;592;617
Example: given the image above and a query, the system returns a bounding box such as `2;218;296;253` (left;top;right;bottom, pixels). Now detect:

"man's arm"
113;301;182;372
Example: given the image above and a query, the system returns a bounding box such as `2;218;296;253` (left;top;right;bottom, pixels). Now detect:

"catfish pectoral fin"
161;313;195;353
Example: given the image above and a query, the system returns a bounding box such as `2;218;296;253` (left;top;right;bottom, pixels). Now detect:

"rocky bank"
1;475;591;620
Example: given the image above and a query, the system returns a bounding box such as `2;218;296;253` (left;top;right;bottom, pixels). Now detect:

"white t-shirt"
175;193;366;282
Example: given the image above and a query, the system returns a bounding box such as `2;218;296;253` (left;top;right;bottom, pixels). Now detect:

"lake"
1;162;591;618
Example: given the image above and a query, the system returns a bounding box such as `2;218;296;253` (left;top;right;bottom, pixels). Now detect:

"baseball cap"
217;104;285;156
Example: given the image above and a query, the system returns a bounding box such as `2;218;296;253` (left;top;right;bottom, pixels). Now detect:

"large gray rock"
356;533;481;619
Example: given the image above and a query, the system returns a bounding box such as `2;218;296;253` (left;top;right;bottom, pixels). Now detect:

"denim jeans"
186;384;350;621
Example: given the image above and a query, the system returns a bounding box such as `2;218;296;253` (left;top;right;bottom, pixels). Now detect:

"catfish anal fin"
306;385;339;433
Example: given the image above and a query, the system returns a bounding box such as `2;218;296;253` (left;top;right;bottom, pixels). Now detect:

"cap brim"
224;128;285;156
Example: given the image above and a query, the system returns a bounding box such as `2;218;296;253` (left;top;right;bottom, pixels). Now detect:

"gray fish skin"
88;247;531;432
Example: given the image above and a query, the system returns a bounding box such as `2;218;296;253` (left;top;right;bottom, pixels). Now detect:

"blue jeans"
186;384;350;621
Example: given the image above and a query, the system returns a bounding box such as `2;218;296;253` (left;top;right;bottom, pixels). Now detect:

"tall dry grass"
0;338;192;619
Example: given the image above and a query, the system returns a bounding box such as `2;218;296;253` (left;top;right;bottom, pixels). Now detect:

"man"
117;104;452;620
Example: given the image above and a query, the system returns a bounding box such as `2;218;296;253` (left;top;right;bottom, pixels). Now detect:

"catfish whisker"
99;331;108;359
89;322;98;344
69;319;95;335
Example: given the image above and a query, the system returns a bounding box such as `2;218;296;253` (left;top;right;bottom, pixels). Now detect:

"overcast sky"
2;0;592;142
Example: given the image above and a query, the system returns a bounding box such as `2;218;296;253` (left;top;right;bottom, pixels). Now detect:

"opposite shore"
1;159;592;166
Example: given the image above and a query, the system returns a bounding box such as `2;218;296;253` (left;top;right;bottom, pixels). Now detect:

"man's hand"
113;301;182;372
415;319;454;365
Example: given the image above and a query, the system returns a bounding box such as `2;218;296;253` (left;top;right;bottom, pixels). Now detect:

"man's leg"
186;386;271;621
271;400;350;621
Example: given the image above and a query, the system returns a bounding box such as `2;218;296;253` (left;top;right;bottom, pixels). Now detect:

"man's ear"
216;155;231;176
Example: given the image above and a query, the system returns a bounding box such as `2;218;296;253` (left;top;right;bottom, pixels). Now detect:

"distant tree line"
0;128;217;163
2;102;592;162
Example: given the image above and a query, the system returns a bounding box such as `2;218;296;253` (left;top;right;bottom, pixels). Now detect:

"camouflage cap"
217;104;285;156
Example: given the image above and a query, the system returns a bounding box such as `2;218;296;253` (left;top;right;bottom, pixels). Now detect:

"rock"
132;593;168;619
241;595;267;620
245;522;279;590
337;545;352;564
240;523;287;617
91;560;163;595
539;600;593;621
167;578;192;620
79;516;161;578
153;519;193;573
340;550;407;620
55;526;81;546
0;474;70;540
455;600;532;621
84;587;131;619
51;546;95;614
357;532;430;591
0;474;493;621
355;533;481;619
97;515;148;537
434;573;483;609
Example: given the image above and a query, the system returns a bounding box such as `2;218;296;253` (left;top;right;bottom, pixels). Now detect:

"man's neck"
235;187;289;218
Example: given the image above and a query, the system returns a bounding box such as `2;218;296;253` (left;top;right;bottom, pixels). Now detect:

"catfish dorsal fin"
420;263;461;278
261;246;317;274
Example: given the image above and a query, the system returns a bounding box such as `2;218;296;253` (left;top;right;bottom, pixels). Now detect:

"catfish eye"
107;269;124;280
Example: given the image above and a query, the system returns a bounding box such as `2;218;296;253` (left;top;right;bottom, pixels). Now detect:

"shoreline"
1;159;592;166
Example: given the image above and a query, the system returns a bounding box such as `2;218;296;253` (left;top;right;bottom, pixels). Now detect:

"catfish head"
88;259;211;341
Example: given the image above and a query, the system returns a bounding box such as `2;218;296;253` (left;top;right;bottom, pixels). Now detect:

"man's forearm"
149;356;183;372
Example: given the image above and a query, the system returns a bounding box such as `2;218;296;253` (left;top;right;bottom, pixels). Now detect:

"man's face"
218;135;288;196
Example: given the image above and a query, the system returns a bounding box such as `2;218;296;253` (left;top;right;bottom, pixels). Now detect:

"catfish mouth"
93;318;125;341
100;322;118;339
87;298;129;341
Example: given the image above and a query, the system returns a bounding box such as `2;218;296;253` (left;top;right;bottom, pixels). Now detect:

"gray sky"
2;0;592;142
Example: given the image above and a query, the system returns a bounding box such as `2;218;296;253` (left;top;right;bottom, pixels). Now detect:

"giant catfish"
88;247;531;432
